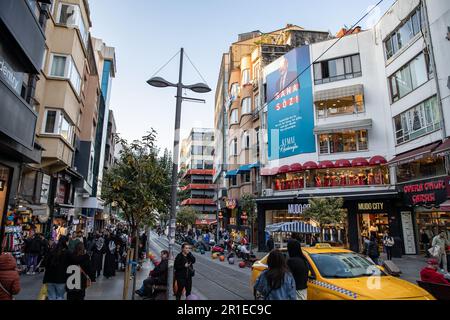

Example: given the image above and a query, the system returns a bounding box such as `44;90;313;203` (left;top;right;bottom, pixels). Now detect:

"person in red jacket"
0;253;21;300
420;259;450;285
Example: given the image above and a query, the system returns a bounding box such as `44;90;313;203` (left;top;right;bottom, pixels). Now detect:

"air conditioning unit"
262;189;273;197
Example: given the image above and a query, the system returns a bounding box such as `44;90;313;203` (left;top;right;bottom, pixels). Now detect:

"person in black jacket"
66;242;91;300
266;235;274;252
174;243;196;300
43;236;70;300
135;250;169;298
367;235;380;265
287;240;309;300
26;234;42;274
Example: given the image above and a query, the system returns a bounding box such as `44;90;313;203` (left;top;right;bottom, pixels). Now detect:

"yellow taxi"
251;244;435;300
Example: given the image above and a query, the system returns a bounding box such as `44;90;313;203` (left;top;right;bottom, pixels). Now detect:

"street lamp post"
147;48;211;300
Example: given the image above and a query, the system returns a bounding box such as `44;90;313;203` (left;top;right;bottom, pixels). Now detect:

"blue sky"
89;0;395;152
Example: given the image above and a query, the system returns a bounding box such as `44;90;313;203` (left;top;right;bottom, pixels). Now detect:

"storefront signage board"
356;202;387;213
400;211;417;255
266;46;315;160
400;177;447;206
288;203;311;215
0;51;23;95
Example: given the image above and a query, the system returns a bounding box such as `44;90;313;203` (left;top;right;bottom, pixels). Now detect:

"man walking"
431;231;450;273
174;243;196;300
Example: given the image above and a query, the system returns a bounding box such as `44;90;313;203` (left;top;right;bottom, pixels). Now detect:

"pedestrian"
254;250;296;300
431;231;450;273
420;258;450;285
68;231;82;254
420;229;430;257
67;242;91;300
103;234;117;278
366;235;380;265
0;253;21;300
26;233;41;274
136;250;169;299
286;240;308;300
42;236;70;300
382;231;395;261
266;235;274;252
91;234;105;279
174;243;196;300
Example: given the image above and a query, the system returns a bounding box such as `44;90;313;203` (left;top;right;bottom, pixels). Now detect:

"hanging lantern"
218;212;223;220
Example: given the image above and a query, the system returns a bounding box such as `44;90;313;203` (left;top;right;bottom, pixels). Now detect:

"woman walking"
382;231;395;261
254;250;296;300
42;236;70;300
67;243;91;300
103;234;117;279
174;243;196;300
0;253;21;300
91;234;105;280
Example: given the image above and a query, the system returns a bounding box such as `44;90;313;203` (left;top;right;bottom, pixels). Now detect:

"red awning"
369;156;387;166
195;219;217;226
278;165;290;174
351;157;369;167
181;199;216;206
433;139;450;157
303;161;318;170
389;142;441;166
260;168;272;176
289;163;303;172
318;161;335;169
181;184;217;191
270;167;280;175
335;159;352;168
182;169;215;179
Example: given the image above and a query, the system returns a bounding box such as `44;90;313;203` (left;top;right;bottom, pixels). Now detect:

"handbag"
80;267;92;288
0;281;15;300
428;246;440;258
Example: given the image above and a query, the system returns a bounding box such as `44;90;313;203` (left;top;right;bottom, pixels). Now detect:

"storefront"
398;176;450;255
0;165;11;232
256;191;403;256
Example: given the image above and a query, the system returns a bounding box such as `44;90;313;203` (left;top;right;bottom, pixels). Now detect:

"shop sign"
357;202;386;213
0;179;5;191
225;198;238;209
400;177;447;206
0;54;23;95
40;174;50;204
288;204;311;215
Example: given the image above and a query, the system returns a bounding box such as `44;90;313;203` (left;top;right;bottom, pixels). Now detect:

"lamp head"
186;83;211;93
146;77;176;88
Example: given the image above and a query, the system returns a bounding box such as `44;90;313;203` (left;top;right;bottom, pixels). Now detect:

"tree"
101;129;170;299
239;193;256;250
302;197;346;241
176;206;197;230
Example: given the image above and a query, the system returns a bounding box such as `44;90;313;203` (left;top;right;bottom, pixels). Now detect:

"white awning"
314;84;364;102
265;222;321;234
314;119;372;134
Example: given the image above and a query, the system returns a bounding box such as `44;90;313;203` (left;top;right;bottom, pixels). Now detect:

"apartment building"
218;25;330;240
256;0;450;255
180;128;216;227
0;0;49;243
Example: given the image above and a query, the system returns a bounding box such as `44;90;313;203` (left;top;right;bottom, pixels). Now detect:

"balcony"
38;136;74;171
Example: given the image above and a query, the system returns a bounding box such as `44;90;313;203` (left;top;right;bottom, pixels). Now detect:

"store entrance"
0;165;11;229
358;213;389;253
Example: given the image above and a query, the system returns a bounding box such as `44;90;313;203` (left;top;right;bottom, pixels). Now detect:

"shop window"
318;130;369;155
389;52;431;103
394;96;440;144
384;6;422;60
396;157;446;183
314;54;362;85
416;212;450;254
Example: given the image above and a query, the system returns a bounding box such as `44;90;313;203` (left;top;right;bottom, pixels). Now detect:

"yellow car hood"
325;276;433;300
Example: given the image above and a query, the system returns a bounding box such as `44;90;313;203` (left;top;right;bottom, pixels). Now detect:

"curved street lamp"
146;48;210;300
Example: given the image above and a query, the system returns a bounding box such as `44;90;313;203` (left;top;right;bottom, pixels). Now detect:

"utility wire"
235;0;385;131
149;49;181;79
184;50;208;84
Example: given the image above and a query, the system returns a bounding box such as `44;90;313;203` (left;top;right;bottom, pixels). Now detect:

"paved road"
149;232;254;300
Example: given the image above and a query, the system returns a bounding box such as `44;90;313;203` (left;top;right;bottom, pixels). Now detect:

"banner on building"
266;46;316;160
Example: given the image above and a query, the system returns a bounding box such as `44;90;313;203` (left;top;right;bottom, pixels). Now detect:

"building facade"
255;0;450;256
0;0;50;246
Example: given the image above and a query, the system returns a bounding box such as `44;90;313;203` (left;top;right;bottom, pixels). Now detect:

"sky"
89;0;395;152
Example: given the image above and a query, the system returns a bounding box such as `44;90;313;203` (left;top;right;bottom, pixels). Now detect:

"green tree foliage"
239;193;256;224
101;129;169;234
303;197;346;230
176;206;197;228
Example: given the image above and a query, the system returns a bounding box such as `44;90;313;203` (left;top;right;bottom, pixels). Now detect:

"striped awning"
314;84;364;102
265;221;320;234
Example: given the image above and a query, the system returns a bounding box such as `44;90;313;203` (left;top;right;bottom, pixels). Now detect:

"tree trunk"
131;228;139;300
123;248;132;300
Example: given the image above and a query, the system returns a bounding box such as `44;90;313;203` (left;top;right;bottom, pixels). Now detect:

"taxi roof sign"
315;243;332;249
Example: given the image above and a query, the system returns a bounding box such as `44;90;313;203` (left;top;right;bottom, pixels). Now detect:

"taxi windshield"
310;252;387;279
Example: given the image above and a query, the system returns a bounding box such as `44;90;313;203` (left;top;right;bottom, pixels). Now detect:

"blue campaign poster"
267;46;316;160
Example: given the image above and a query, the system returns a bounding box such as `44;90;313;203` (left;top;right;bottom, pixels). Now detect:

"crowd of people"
0;228;151;300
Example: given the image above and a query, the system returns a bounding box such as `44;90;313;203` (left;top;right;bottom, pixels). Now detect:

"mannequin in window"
374;169;384;185
340;171;347;186
368;169;375;185
330;172;338;187
324;170;331;187
315;175;322;188
299;175;305;189
348;171;355;186
357;170;366;185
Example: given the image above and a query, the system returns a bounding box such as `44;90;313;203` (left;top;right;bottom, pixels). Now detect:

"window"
396;157;446;183
43;109;74;143
394;96;440;144
254;93;260;112
242;172;251;183
191;146;203;155
242;131;250;150
384;7;422;60
241;97;252;115
230;176;238;187
230;83;239;101
389;52;431;102
49;54;82;95
253;63;260;81
316;94;364;119
57;3;88;48
242;69;250;85
313;54;362;85
230;109;238;125
318;130;369;155
230;138;238;156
